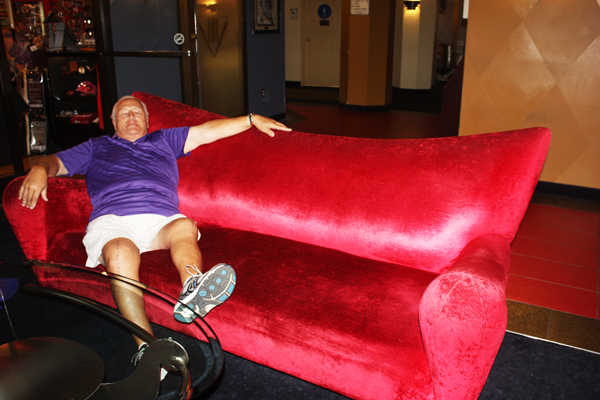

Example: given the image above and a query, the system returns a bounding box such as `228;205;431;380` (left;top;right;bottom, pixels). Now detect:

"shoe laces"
131;343;148;365
185;264;202;277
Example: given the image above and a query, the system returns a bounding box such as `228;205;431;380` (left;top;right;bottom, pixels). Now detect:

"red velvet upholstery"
2;92;551;400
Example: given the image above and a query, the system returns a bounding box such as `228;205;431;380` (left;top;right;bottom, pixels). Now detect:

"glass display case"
45;51;104;150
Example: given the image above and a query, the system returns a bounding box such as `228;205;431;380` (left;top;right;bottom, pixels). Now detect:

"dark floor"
285;81;446;114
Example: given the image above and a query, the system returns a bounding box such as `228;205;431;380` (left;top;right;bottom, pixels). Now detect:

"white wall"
395;0;437;89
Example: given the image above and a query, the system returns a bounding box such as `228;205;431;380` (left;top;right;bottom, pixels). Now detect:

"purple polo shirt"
56;127;191;222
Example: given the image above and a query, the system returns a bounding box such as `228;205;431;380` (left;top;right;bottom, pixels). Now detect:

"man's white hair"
110;95;150;123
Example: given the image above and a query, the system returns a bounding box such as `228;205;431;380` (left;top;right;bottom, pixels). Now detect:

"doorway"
196;0;245;117
301;0;341;87
93;0;200;132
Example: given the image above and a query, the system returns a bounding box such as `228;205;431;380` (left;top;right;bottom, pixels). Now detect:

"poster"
253;0;280;33
350;0;369;16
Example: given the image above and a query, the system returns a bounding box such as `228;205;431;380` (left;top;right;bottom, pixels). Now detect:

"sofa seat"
44;226;439;399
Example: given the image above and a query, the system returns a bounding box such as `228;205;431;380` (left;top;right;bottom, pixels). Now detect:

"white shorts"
83;214;201;268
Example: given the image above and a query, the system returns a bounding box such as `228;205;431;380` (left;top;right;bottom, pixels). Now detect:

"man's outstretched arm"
184;114;291;154
18;155;68;209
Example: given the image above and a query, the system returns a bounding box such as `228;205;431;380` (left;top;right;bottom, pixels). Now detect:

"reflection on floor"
286;103;442;139
285;99;600;354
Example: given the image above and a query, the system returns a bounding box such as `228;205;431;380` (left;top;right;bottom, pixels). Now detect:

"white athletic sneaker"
173;263;236;324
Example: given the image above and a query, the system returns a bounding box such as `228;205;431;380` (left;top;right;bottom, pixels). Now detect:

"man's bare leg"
151;217;236;323
150;217;203;283
103;237;152;348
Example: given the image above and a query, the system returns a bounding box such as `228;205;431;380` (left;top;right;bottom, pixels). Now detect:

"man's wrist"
32;156;58;177
30;163;48;174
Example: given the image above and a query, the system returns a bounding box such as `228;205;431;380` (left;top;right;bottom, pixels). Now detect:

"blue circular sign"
318;4;332;19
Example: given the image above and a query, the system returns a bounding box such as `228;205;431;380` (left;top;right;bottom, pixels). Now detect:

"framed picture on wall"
253;0;280;34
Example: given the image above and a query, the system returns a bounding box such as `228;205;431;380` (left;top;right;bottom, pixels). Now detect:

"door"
302;0;341;87
93;0;200;132
196;0;245;117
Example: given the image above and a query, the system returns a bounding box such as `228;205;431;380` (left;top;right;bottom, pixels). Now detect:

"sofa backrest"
136;92;551;274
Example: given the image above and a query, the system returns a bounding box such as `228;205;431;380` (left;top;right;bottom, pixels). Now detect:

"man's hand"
250;114;291;137
18;155;67;209
18;165;49;209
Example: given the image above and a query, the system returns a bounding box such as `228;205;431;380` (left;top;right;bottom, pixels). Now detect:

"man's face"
113;99;149;141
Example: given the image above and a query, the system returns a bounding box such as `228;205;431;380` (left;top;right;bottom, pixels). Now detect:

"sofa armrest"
418;234;511;400
3;176;91;261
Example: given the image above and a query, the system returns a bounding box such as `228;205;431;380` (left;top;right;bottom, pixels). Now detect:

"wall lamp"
199;2;218;13
404;1;420;10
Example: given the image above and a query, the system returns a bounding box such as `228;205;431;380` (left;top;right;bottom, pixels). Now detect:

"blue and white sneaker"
173;263;236;324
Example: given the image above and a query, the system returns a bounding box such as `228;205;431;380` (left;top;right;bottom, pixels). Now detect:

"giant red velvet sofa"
3;92;551;400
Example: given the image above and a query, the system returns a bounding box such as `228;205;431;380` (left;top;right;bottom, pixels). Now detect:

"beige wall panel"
556;37;600;139
558;150;600;188
522;0;600;79
459;59;504;136
460;0;600;190
524;86;589;182
479;24;555;128
464;0;521;77
510;0;538;20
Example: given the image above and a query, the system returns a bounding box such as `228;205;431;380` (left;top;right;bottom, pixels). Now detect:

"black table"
0;261;224;400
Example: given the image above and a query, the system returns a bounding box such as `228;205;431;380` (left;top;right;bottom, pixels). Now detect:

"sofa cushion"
44;226;439;399
47;231;88;266
177;128;550;276
131;92;551;276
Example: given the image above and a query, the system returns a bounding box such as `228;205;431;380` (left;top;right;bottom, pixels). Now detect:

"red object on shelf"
77;81;97;95
71;113;98;124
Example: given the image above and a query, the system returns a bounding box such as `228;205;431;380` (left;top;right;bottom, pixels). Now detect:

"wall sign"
318;4;332;19
173;33;185;45
350;0;369;16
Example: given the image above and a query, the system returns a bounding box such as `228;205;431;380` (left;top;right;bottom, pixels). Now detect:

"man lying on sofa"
18;95;291;365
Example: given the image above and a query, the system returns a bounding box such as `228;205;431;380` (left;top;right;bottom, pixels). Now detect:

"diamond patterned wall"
460;0;600;189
